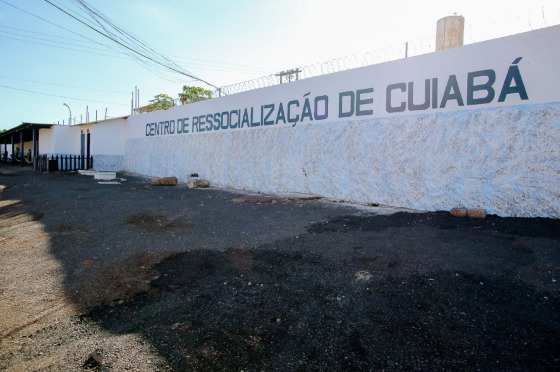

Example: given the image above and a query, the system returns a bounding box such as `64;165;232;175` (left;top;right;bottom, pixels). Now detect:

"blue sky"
1;0;559;129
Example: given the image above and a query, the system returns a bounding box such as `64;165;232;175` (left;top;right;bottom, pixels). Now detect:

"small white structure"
38;116;128;171
93;171;117;180
78;169;96;176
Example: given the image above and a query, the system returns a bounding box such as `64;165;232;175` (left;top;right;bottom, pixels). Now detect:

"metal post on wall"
63;103;71;126
32;127;36;170
35;128;39;168
19;131;23;166
86;129;91;168
135;86;139;110
80;130;85;169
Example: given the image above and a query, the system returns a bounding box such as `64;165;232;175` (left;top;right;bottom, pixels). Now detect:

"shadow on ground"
1;168;560;370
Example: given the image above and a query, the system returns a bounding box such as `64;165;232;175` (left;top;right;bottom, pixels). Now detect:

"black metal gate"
36;154;93;172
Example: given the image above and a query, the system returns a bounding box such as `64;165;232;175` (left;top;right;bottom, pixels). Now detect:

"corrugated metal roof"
0;122;53;143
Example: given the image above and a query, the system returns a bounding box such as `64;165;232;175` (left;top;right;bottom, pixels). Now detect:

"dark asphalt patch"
126;213;193;232
75;252;176;308
308;212;560;239
86;244;560;371
2;168;559;371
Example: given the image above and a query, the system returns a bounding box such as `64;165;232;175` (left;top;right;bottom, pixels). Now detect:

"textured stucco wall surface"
124;103;560;217
93;155;123;172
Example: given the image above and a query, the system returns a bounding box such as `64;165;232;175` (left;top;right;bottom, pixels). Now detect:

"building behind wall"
0;123;51;166
0;117;129;171
37;116;129;171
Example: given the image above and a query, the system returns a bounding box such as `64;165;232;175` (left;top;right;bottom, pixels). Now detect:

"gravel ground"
0;166;559;371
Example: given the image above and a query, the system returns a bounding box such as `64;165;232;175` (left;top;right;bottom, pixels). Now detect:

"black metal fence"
36;154;93;172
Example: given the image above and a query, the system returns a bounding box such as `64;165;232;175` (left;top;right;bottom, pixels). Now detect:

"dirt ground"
1;166;559;371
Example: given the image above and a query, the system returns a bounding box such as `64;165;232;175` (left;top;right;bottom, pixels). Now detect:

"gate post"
19;132;24;166
32;127;36;170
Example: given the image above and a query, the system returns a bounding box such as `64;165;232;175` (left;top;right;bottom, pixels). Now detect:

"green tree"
140;93;175;112
178;85;213;105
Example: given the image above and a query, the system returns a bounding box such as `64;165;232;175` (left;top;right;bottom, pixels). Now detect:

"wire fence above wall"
215;38;436;96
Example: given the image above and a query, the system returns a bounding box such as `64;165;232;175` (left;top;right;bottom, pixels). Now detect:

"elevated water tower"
436;14;465;51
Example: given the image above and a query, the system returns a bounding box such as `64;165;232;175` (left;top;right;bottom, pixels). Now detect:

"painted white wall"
125;25;560;140
36;118;128;171
38;128;54;154
89;118;128;155
32;26;560;217
38;117;128;156
122;26;560;217
124;103;560;217
49;125;80;154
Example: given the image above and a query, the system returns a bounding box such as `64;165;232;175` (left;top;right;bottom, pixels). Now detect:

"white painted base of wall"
124;102;560;218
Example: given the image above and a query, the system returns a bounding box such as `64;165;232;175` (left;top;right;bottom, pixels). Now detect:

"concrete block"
450;208;468;217
467;208;487;219
187;178;209;189
151;177;177;186
78;170;96;176
94;171;117;180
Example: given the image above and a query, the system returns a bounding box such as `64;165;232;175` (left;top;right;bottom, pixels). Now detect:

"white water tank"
436;15;465;51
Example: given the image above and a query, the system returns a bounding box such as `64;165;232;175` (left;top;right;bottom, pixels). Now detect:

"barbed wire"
214;4;559;98
215;37;435;96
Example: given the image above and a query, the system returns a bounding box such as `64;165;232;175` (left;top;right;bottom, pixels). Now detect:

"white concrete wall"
124;102;560;217
31;26;560;217
39;118;127;155
88;119;128;155
37;118;128;171
121;26;560;217
38;128;54;154
49;125;81;154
